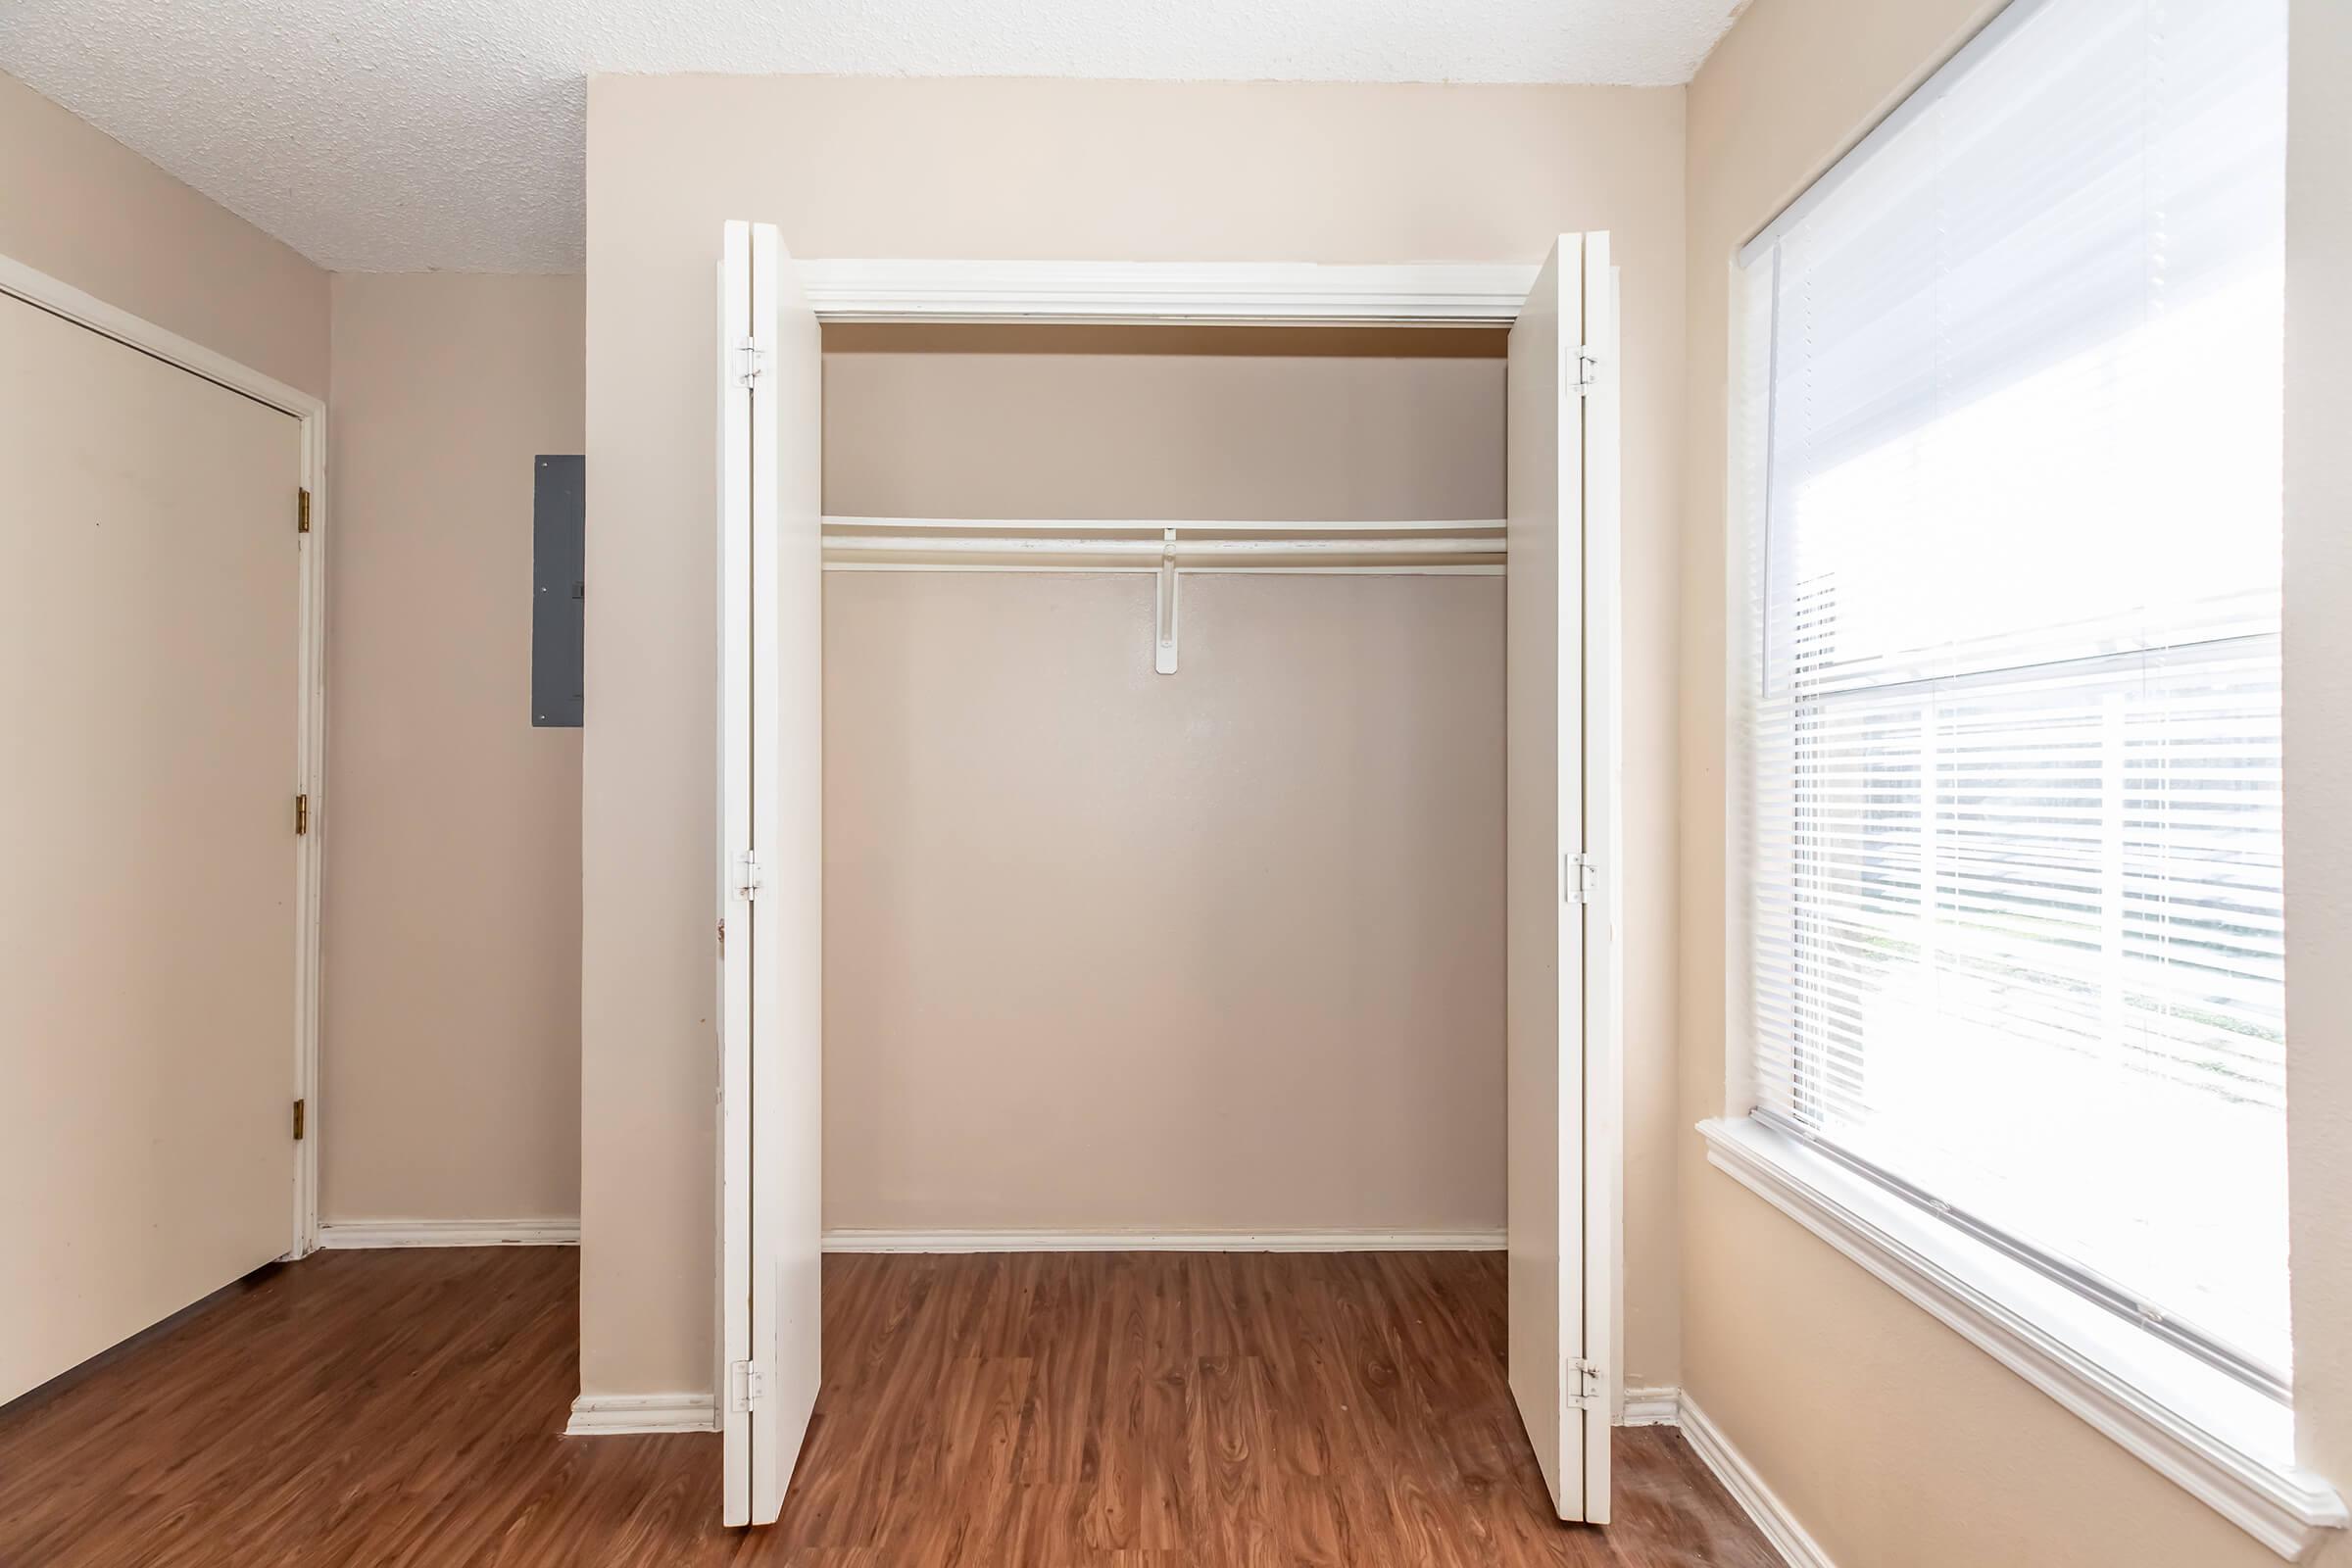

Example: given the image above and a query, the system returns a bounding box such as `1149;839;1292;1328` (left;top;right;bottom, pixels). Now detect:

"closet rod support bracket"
1154;527;1180;675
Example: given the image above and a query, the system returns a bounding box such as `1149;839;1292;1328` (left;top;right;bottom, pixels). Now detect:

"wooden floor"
0;1247;1779;1567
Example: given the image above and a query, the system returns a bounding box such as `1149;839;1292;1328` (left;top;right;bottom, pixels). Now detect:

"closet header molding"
795;260;1543;326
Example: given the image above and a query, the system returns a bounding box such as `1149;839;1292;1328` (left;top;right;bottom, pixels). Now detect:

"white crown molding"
565;1394;718;1437
1678;1395;1838;1568
1699;1116;2347;1562
318;1218;581;1250
795;260;1541;326
820;1227;1505;1253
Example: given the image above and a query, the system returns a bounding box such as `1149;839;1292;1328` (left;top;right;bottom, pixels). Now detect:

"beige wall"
822;338;1504;1237
1678;3;2352;1565
322;274;584;1226
0;70;326;398
584;75;1686;1398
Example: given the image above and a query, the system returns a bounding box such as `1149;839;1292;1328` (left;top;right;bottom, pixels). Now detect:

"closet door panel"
1577;230;1622;1525
1505;234;1588;1522
717;219;824;1529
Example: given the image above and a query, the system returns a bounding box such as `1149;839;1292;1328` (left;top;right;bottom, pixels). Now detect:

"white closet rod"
820;517;1504;673
820;517;1506;569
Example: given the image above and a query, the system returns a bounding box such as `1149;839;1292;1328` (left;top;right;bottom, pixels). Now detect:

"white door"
717;220;825;1527
0;287;305;1406
1504;231;1622;1524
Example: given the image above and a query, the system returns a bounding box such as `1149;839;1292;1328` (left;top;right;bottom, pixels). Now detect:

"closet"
712;222;1622;1530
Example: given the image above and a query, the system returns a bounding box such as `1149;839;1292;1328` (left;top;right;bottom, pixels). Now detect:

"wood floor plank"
0;1247;1782;1567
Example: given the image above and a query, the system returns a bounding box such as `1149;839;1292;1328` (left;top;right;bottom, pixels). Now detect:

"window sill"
1696;1115;2346;1561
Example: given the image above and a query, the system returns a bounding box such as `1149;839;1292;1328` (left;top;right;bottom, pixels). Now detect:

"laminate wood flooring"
0;1247;1781;1567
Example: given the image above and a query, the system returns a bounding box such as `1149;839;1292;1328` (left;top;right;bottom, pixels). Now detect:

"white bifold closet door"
717;220;824;1527
1505;232;1622;1524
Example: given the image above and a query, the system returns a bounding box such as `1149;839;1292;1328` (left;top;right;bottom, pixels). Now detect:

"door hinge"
733;849;763;902
1574;348;1600;397
297;487;313;534
295;794;310;836
728;1358;769;1413
734;336;769;388
1568;1356;1603;1407
1564;852;1597;905
292;1098;306;1141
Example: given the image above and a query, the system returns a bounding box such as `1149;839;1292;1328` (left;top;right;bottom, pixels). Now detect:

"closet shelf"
819;516;1507;574
821;517;1504;676
821;517;1503;675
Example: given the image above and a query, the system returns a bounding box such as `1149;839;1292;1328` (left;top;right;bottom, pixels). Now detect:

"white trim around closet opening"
796;260;1543;326
0;249;329;1264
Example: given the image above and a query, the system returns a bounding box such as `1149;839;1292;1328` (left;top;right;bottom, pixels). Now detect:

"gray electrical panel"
532;455;585;727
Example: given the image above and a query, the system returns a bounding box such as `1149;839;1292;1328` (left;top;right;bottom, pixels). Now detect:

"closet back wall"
822;329;1504;1238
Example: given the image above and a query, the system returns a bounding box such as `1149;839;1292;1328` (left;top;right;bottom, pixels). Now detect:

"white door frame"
0;251;330;1260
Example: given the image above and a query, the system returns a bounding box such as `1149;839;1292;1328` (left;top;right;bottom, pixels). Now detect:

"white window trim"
1697;1114;2346;1560
1716;0;2329;1545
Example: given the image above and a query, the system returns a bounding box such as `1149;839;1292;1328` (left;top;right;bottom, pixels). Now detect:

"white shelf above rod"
819;517;1506;674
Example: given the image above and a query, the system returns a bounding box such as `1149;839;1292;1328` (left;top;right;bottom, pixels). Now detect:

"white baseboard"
1620;1385;1682;1427
564;1393;718;1436
819;1227;1505;1253
1676;1394;1837;1568
318;1218;581;1250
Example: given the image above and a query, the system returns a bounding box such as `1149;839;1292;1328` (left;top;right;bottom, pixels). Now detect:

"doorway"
0;261;326;1407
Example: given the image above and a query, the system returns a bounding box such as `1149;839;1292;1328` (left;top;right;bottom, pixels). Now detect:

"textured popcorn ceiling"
0;0;1740;272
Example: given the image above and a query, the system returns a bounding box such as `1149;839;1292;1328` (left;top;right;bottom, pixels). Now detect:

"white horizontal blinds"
1739;0;2289;1382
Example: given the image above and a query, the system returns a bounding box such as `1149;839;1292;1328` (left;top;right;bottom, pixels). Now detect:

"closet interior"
819;320;1510;1250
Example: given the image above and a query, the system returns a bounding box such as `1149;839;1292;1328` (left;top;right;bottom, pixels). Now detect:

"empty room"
1;0;2346;1563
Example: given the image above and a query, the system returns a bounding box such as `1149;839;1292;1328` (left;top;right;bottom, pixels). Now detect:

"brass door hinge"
294;794;310;835
297;488;313;534
293;1099;306;1141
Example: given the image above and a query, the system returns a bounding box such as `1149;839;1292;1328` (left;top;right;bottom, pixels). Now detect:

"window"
1729;0;2289;1410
